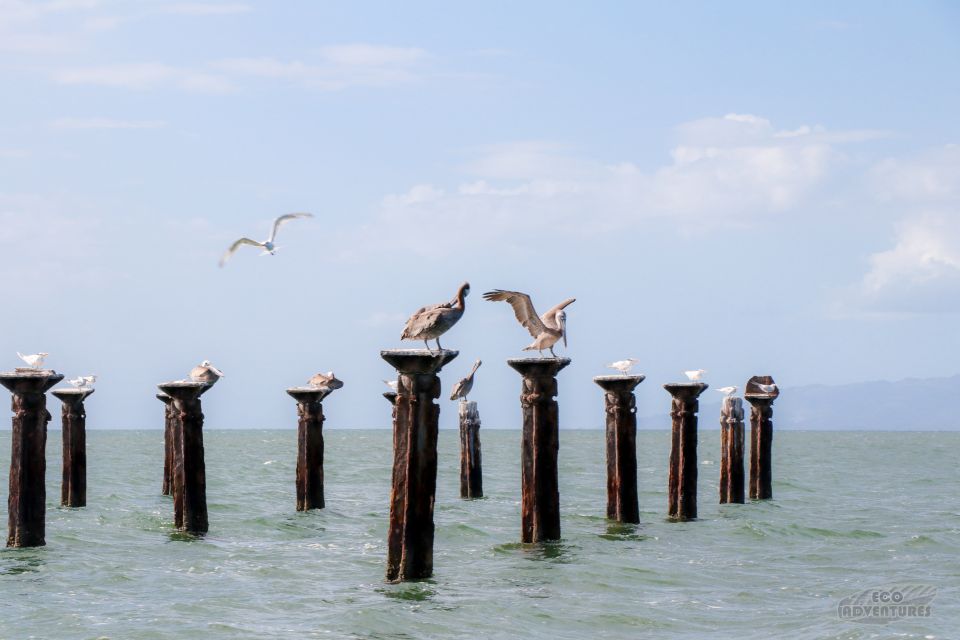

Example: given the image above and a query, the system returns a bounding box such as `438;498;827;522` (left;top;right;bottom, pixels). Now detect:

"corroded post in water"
1;369;63;547
508;357;570;543
287;386;331;511
719;396;745;504
157;393;174;496
157;380;213;534
381;349;458;582
746;375;779;501
52;388;94;508
664;382;707;521
593;374;644;524
458;400;482;499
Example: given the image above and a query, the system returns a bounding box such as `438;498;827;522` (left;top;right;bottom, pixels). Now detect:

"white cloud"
55;63;234;93
159;2;251;15
859;214;960;313
213;45;427;90
51;117;166;129
854;146;960;313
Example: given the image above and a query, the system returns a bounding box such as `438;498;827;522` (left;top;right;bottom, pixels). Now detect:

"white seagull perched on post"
17;352;48;369
716;386;737;396
383;379;398;392
67;375;97;390
757;383;778;393
684;369;706;381
219;213;313;267
607;358;640;375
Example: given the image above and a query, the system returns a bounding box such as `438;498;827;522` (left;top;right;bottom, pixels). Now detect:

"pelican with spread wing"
219;213;313;267
400;282;470;352
483;289;575;357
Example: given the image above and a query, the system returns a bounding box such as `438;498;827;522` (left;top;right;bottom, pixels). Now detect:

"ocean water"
0;429;957;639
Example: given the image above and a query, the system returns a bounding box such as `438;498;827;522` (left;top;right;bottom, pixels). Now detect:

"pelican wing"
541;297;576;327
269;212;313;243
400;302;449;339
219;237;263;267
482;290;546;338
449;378;467;400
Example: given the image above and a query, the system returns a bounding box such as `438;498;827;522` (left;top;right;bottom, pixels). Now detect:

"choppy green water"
0;429;957;639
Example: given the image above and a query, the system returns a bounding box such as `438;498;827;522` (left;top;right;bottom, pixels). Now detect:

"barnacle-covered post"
381;349;458;582
719;395;745;504
52;388;94;508
157;393;175;496
508;357;571;543
458;401;483;498
745;375;779;500
157;380;214;534
287;386;331;511
1;369;63;547
663;382;708;521
593;374;644;523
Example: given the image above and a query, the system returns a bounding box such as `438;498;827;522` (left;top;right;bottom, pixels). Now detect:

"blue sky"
1;1;958;429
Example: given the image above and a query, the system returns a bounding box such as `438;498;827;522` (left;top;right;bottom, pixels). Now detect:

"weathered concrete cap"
507;357;571;377
380;349;458;374
286;386;333;402
0;369;65;394
52;388;95;404
593;374;645;392
157;380;213;401
663;382;709;400
383;391;398;405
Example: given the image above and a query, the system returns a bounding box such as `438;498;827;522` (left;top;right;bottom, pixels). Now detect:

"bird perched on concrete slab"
757;383;778;393
219;213;313;267
383;379;398;392
17;352;48;369
716;386;737;396
67;375;97;390
684;369;706;381
400;282;470;352
607;358;640;374
483;289;575;357
308;371;343;391
450;359;481;402
188;360;224;384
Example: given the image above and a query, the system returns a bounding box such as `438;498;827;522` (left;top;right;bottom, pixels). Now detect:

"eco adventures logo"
837;584;937;625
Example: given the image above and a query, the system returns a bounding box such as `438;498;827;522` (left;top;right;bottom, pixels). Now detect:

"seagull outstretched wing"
219;237;263;267
268;212;313;243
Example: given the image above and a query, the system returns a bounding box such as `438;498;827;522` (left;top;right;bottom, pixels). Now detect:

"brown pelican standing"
307;371;344;391
188;360;224;384
483;289;575;357
400;282;470;352
450;359;481;402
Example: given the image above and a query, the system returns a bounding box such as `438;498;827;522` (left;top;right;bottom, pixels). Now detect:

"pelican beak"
561;315;567;347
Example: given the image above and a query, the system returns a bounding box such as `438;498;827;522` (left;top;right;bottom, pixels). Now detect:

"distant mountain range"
640;374;960;430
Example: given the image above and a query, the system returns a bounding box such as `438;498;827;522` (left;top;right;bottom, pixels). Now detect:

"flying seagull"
17;352;48;369
400;282;470;352
450;359;482;402
483;289;575;357
684;369;706;381
716;386;737;396
219;213;313;267
607;358;640;374
188;360;224;384
308;371;344;391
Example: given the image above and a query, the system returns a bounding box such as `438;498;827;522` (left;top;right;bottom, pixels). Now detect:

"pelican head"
557;310;567;346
